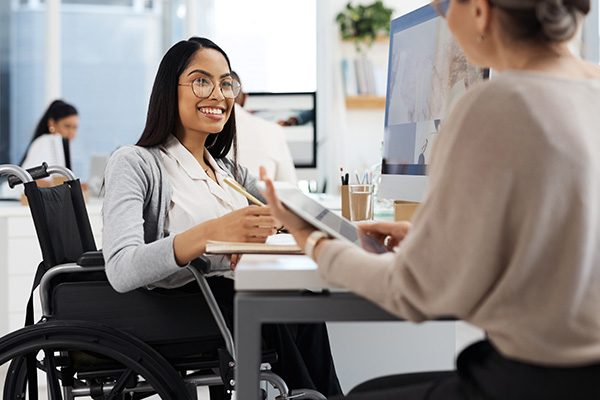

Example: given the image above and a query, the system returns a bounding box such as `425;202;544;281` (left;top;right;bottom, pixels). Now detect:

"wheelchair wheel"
1;320;195;400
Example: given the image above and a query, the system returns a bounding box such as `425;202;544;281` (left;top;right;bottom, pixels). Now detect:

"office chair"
0;163;326;400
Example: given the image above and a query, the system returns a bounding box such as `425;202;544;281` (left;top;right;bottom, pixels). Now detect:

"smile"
198;107;224;115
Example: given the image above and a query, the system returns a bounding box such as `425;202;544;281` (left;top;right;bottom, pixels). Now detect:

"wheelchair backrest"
24;179;97;272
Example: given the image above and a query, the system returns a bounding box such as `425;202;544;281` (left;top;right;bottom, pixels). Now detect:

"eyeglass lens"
432;0;450;18
192;75;241;99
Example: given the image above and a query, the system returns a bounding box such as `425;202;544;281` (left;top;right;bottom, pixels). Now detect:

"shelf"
341;35;390;44
345;96;386;109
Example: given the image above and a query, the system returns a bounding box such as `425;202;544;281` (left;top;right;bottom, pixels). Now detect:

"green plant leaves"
335;1;394;53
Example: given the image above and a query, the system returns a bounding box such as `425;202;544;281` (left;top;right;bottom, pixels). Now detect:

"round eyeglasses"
179;76;241;99
431;0;450;18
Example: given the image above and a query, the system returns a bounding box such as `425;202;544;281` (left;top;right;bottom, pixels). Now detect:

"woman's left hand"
230;253;242;270
259;166;315;249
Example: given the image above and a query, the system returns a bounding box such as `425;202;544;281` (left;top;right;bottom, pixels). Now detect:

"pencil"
223;177;266;207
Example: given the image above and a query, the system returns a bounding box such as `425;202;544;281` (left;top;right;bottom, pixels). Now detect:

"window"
5;1;170;178
211;0;317;93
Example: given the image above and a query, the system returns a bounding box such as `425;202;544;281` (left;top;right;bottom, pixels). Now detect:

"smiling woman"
101;36;343;399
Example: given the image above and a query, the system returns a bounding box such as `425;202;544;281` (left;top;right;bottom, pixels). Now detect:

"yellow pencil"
223;177;266;207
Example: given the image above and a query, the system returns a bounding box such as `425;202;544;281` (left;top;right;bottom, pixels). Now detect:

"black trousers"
335;340;600;399
207;276;343;399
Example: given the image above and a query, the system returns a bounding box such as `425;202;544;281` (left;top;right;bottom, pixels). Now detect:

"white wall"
317;0;429;194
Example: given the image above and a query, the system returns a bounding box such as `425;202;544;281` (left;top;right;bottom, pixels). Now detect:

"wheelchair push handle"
0;164;35;187
5;162;49;188
4;163;77;188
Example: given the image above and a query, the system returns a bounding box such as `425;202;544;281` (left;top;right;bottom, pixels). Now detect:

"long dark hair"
136;37;238;162
20;99;77;165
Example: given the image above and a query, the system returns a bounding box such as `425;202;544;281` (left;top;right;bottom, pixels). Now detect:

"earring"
49;126;55;133
476;35;485;43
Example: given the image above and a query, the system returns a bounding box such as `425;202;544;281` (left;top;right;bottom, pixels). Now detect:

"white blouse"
22;133;66;170
160;135;248;276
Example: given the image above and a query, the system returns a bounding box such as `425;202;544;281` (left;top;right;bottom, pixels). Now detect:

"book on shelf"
342;57;383;97
205;234;303;255
355;57;369;95
341;58;358;96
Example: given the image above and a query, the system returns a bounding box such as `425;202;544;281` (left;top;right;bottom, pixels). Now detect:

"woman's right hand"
358;221;411;251
173;206;277;266
211;206;278;243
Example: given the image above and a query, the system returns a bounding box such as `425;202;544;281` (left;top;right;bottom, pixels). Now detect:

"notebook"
205;233;302;255
205;241;302;255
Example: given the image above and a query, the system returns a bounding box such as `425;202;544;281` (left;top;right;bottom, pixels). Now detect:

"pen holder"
341;185;350;220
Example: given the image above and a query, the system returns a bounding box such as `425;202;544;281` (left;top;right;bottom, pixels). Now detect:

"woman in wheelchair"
101;37;342;398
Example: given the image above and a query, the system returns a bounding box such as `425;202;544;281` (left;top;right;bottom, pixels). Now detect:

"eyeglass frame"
431;0;450;18
178;75;241;99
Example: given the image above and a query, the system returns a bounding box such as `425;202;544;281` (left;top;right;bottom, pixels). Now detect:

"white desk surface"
234;254;340;291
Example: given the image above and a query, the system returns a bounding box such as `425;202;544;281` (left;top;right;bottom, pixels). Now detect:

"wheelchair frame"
0;163;325;400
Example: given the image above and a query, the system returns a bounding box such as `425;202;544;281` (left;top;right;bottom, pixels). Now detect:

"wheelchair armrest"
190;255;211;274
77;250;105;267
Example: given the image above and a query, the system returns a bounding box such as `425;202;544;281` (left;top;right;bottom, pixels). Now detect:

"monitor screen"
243;92;316;168
379;4;489;202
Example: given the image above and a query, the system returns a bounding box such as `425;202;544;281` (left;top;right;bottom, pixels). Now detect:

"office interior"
1;0;600;397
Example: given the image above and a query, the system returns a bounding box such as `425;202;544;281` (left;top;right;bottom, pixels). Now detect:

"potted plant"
336;1;394;54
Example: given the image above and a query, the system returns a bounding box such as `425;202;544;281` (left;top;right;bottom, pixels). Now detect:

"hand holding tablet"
257;179;389;255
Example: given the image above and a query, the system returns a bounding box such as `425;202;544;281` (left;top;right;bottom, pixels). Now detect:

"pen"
223;177;266;207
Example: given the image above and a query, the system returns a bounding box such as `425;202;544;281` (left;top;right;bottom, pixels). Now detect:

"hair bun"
535;0;579;41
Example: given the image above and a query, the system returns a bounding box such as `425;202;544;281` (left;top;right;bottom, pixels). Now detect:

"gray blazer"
102;144;264;293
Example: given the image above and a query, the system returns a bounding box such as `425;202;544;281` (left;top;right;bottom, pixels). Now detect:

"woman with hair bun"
261;0;600;398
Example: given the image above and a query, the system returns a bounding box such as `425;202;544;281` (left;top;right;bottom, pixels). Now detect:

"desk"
234;254;455;400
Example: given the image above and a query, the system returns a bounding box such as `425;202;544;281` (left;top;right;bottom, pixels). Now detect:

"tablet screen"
270;185;389;254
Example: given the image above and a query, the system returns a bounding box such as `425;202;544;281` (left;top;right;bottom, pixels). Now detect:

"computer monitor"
379;4;489;202
243;92;316;168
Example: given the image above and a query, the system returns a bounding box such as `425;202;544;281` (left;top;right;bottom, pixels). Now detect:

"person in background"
261;0;600;398
102;37;341;399
277;109;315;127
230;71;297;185
21;99;79;180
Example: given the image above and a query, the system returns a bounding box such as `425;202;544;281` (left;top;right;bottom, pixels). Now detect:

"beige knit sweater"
318;71;600;367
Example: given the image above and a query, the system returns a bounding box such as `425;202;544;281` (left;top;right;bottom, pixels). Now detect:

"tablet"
260;182;389;254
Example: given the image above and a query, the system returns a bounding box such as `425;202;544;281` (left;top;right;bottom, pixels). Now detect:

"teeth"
200;107;223;115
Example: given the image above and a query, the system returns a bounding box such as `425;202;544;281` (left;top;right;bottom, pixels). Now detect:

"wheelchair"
0;163;326;400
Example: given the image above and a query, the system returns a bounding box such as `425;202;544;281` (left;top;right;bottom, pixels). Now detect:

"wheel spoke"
105;367;135;400
44;349;64;400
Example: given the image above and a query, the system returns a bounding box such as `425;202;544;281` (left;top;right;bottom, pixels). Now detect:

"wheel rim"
1;320;194;400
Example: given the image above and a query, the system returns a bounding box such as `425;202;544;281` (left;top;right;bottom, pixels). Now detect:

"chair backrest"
24;179;97;272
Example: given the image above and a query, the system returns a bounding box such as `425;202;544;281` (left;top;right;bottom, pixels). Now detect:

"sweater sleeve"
102;147;182;293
